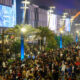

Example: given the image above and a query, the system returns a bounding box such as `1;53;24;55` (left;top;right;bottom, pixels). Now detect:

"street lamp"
76;30;79;34
75;23;80;43
21;0;30;60
60;29;64;48
21;27;26;33
76;30;79;43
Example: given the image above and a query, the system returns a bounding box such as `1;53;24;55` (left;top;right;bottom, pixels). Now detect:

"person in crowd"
0;44;80;80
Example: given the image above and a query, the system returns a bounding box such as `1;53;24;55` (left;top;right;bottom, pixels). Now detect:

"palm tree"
36;26;55;40
36;26;57;49
5;24;40;40
4;24;40;57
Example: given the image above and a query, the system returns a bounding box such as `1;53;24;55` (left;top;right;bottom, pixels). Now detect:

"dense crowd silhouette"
0;44;80;80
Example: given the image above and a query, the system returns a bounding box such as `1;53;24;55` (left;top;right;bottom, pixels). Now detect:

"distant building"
64;9;80;35
56;15;62;31
38;7;47;27
0;0;12;6
64;9;80;17
16;0;48;27
29;4;48;27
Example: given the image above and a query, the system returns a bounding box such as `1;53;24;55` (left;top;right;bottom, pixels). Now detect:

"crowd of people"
0;44;80;80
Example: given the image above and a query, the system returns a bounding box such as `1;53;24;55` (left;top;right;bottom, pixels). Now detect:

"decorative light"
50;6;56;9
63;13;68;16
75;24;80;26
21;27;26;33
76;30;79;34
21;0;30;4
60;29;64;34
62;15;66;19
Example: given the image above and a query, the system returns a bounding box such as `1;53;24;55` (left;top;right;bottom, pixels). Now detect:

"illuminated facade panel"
48;13;57;31
65;18;71;32
0;0;16;27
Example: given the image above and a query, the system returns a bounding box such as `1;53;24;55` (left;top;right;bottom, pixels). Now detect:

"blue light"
21;34;24;60
76;35;78;43
28;55;31;58
32;55;35;59
60;34;62;48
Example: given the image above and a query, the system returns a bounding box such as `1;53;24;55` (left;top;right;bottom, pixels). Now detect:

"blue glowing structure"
21;34;24;60
60;34;62;48
76;35;78;43
0;0;16;27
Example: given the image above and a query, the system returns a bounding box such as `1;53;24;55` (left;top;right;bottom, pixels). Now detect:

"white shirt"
2;62;6;68
61;64;66;72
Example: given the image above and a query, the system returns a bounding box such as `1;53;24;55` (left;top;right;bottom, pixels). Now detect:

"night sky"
30;0;80;14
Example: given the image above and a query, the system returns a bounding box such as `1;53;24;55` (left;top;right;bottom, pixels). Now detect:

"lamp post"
21;0;30;60
60;30;64;48
21;0;30;24
76;30;79;43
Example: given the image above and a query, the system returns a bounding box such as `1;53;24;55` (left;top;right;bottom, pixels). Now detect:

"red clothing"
18;72;21;77
68;77;72;80
75;61;80;66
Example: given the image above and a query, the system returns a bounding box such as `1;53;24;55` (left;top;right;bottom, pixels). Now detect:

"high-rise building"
29;4;39;27
16;0;48;27
38;7;47;27
0;0;16;32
